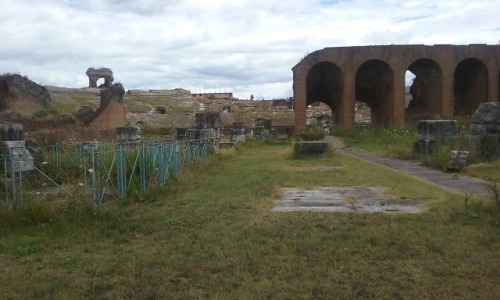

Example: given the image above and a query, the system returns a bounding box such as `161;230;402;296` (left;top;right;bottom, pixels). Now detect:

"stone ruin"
253;118;273;140
75;83;127;129
1;123;35;174
0;74;51;114
86;67;114;88
230;122;246;144
413;120;458;154
464;102;500;160
116;126;142;144
176;113;222;152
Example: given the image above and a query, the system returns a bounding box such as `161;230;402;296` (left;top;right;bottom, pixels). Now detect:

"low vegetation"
1;141;498;298
333;126;500;183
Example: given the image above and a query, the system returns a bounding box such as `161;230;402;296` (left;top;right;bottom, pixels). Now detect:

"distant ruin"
86;67;114;88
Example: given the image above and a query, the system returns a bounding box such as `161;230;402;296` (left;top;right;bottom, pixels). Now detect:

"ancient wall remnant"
90;83;127;129
464;102;500;160
86;67;114;88
0;74;51;114
292;44;500;133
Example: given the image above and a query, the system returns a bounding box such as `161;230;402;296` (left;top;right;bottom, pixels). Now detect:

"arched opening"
306;62;342;125
454;58;488;115
96;78;105;88
355;60;394;125
306;102;333;127
406;59;443;122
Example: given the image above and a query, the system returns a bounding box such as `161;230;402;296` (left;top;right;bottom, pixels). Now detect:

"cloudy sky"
0;0;498;99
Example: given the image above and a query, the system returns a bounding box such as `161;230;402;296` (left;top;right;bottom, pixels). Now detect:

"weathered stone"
1;140;35;174
294;141;329;156
231;128;246;144
195;113;222;130
416;120;458;142
413;120;458;154
255;118;272;129
199;128;216;141
253;126;266;139
78;141;100;153
268;129;278;140
464;102;500;160
74;106;95;125
447;150;469;171
2;123;24;141
86;67;114;88
232;122;245;129
0;74;51;112
116;126;141;144
90;83;127;129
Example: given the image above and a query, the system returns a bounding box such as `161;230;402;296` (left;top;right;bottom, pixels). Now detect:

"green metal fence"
1;139;208;209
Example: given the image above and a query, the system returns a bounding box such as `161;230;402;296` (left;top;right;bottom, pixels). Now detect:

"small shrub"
32;109;58;119
303;125;325;141
141;125;171;137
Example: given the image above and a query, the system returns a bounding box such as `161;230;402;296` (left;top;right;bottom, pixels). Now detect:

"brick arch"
306;62;342;118
454;58;488;115
292;45;500;134
355;59;394;125
407;58;443;116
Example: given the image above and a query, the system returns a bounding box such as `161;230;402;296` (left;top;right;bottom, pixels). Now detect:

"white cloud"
0;0;498;99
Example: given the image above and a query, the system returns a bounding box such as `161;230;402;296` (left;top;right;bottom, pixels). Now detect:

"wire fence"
1;139;208;210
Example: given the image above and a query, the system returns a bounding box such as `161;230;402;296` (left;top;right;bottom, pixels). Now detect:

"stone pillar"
1;123;35;174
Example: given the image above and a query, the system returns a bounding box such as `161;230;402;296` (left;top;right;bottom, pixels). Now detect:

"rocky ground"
47;86;332;129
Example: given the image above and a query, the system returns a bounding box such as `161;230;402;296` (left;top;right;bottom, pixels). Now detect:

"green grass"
1;142;499;299
334;126;500;182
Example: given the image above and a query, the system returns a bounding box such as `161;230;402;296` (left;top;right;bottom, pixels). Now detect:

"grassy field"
1;141;499;299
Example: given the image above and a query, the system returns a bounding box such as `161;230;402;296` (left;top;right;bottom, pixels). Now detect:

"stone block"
294;141;329;156
78;141;100;154
116;126;141;144
2;123;24;141
447;150;469;171
464;102;500;160
413;139;437;154
413;120;457;154
416;120;458;143
195;113;222;129
231;128;246;144
1;140;35;174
